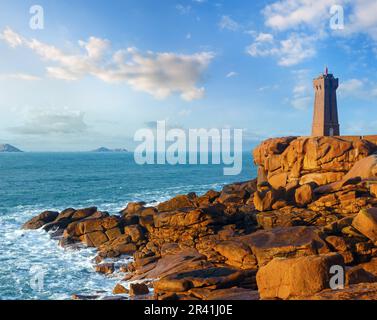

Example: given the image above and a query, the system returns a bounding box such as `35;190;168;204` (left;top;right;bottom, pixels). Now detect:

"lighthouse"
311;68;340;136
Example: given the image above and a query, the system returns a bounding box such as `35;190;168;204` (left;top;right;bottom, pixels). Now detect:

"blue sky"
0;0;377;151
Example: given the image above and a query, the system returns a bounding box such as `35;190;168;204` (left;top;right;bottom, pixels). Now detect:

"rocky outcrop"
113;283;128;295
21;136;377;300
235;226;329;267
253;136;377;190
154;267;253;293
352;208;377;244
0;144;23;152
129;283;149;296
22;211;59;229
252;136;377;215
257;253;344;299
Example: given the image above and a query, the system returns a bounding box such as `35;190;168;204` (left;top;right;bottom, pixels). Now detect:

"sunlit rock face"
253;136;377;190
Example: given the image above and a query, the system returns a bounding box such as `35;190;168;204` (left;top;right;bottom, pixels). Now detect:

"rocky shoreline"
23;136;377;300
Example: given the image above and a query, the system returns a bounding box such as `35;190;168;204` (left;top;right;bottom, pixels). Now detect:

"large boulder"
325;236;349;252
124;225;145;242
113;283;129;295
359;258;377;277
352;208;377;243
105;227;122;241
149;207;227;248
130;283;149;296
197;190;220;207
253;190;274;212
120;202;146;216
71;207;98;220
98;236;137;258
64;216;120;238
316;155;377;194
154;267;250;293
157;194;197;212
346;265;377;285
214;241;257;269
256;209;319;230
81;231;109;247
253;136;297;165
256;253;344;299
153;208;217;230
130;247;211;281
337;155;377;186
295;184;315;207
22;211;59;230
238;226;329;266
253;189;283;212
299;172;344;186
42;207;100;232
95;263;114;274
268;172;288;190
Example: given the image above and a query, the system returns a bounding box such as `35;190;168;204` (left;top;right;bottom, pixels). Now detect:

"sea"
0;152;257;300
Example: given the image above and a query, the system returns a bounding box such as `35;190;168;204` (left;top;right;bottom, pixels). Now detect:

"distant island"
0;144;23;152
91;147;129;153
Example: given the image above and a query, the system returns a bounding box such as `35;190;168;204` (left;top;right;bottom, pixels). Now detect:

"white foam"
0;181;230;299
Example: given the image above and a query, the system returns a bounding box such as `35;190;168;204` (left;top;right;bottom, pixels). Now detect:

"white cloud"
178;109;192;117
255;33;274;42
347;0;377;40
246;33;317;66
9;108;87;135
180;87;205;101
245;0;327;66
344;119;377;135
290;69;312;110
248;0;377;66
0;27;24;47
97;50;214;101
0;27;214;101
258;84;279;92
176;4;191;15
339;78;364;94
79;37;110;60
262;0;377;40
226;71;238;78
291;96;311;110
293;85;308;96
339;78;377;99
219;15;240;31
263;0;344;31
0;73;41;81
278;34;317;66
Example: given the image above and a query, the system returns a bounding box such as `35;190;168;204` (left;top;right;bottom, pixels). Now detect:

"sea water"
0;152;256;300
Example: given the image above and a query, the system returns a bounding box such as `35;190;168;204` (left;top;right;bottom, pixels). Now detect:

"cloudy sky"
0;0;377;151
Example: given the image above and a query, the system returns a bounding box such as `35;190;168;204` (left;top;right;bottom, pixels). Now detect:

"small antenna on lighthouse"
325;66;329;76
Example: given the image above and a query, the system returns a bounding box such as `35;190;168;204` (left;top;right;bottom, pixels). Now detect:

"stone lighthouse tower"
311;68;340;136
